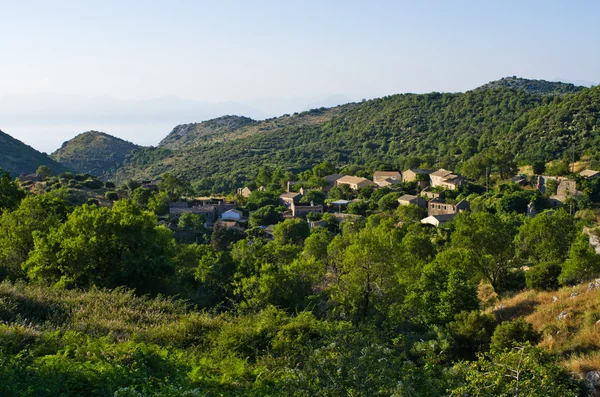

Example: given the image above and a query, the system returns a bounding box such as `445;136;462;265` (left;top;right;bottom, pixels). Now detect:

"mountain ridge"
50;131;140;177
0;129;68;177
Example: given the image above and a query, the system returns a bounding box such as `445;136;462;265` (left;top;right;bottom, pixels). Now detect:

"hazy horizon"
2;1;599;152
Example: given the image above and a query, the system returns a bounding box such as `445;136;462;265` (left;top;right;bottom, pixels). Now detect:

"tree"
330;224;402;321
490;319;540;352
0;191;70;280
249;205;282;228
396;204;427;223
178;212;206;231
131;187;153;208
526;262;562;291
159;173;192;199
0;169;25;215
273;218;310;247
515;210;577;265
452;212;521;292
377;192;400;212
105;191;119;201
532;160;546;175
24;200;175;293
147;191;170;215
299;190;326;205
450;346;580;397
404;259;479;326
35;165;51;178
559;234;600;285
303;227;332;263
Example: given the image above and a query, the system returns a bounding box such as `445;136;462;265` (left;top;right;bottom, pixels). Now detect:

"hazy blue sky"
1;0;599;151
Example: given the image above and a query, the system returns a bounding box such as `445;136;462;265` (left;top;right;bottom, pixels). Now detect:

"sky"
1;0;599;152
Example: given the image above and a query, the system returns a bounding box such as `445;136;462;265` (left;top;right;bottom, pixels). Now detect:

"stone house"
291;201;323;218
373;171;402;187
580;170;600;180
335;175;378;190
279;192;302;206
237;187;253;198
398;194;427;208
427;198;470;216
421;214;456;227
402;169;432;182
18;173;44;183
421;186;445;200
430;169;464;189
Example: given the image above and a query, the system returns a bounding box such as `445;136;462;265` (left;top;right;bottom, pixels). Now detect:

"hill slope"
88;78;599;191
0;129;68;177
158;115;255;150
476;76;586;96
51;131;140;177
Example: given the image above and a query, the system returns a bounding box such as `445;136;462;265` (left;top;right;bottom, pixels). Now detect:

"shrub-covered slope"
51;131;139;177
0;129;68;176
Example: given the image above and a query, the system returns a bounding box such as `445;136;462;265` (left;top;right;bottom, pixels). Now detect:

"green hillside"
476;76;586;96
0;130;68;177
158;115;255;150
50;78;600;192
51;131;139;178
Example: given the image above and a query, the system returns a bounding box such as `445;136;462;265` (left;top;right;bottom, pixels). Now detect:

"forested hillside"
50;131;139;177
476;76;586;96
108;83;600;193
0;129;68;176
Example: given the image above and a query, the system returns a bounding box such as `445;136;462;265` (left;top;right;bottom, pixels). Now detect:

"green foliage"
515;210;577;265
0;191;70;280
35;165;51;178
404;259;479;326
0;130;68;177
447;311;496;360
273;218;310;246
248;205;282;228
105;191;119;201
24;201;175;293
559;234;600;285
490;319;540;352
50;131;139;178
147;191;170;215
0;169;25;215
526;262;562;291
130;187;153;208
377;192;400;211
450;346;581;397
452;212;521;292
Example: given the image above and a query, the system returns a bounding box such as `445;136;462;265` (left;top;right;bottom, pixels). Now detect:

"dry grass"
489;281;600;375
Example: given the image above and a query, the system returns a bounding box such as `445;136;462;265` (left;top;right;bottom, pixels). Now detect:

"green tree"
249;205;282;228
24;200;175;293
450;346;580;397
35;165;51;178
559;234;600;285
273;218;310;246
490;319;540;352
147;191;170;215
131;187;153;208
377;192;400;212
0;191;70;279
178;212;206;231
0;169;25;214
452;212;521;292
330;224;402;321
515;210;577;265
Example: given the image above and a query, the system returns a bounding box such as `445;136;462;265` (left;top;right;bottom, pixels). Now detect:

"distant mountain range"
2;77;599;188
